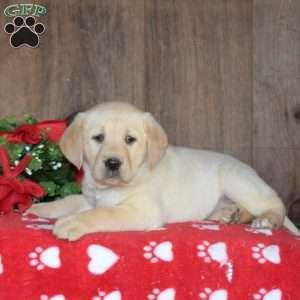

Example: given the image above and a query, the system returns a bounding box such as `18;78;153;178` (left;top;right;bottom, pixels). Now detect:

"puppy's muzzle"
104;158;122;172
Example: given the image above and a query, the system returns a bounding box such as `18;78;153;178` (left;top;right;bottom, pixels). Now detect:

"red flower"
0;124;41;144
16;124;42;144
75;168;84;184
0;120;67;144
36;120;66;142
0;146;44;214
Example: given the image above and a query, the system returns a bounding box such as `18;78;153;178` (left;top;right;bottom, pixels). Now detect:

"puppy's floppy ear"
144;112;168;169
59;113;85;169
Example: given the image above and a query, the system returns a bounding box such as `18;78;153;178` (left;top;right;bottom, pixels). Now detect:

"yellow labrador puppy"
27;102;299;240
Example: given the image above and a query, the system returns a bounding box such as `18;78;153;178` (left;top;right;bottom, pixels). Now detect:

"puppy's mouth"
96;170;129;187
101;177;128;188
106;169;120;179
103;179;127;187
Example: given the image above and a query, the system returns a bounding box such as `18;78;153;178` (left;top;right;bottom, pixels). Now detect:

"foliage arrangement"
0;115;81;213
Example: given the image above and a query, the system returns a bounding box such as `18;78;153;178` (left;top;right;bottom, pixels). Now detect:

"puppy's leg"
25;195;91;219
53;198;162;241
251;210;283;229
237;206;254;223
220;163;285;229
209;203;253;224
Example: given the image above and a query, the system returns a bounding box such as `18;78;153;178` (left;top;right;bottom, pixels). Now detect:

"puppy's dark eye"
125;135;136;145
92;133;104;143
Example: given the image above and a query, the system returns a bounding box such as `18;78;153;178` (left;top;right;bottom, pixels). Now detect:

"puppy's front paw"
26;203;56;218
251;217;273;229
53;215;88;241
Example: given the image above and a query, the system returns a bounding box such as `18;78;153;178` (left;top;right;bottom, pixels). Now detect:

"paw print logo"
147;288;175;300
92;289;121;300
4;16;45;48
29;246;61;270
253;288;282;300
252;243;280;264
143;241;173;263
199;288;228;300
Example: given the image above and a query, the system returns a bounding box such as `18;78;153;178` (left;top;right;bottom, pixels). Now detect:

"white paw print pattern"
147;227;167;231
252;243;280;264
0;255;3;274
26;224;54;230
246;227;273;236
29;246;61;270
197;241;213;263
253;288;282;300
22;215;51;223
40;295;65;300
192;224;220;231
147;288;175;300
22;215;54;231
144;241;173;263
197;241;228;264
92;289;121;300
197;241;233;282
87;245;119;275
199;288;228;300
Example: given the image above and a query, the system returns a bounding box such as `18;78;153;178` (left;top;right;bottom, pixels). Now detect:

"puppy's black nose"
104;158;122;171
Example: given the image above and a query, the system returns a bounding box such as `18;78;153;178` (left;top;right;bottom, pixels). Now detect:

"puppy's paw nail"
251;218;273;229
220;216;231;223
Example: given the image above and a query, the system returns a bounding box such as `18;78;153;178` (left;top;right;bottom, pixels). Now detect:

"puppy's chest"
85;187;122;208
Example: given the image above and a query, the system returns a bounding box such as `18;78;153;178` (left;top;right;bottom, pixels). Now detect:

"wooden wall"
0;0;299;205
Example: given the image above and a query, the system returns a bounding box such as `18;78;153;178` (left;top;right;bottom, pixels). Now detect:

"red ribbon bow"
0;120;67;144
0;146;44;214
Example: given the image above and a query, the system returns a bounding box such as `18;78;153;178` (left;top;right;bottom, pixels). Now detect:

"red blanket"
0;213;300;300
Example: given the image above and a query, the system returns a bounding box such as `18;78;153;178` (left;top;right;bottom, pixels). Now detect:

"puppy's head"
60;102;168;187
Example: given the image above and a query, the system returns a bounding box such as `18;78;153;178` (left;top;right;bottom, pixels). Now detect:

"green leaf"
47;143;64;161
32;198;40;204
6;143;25;162
0;117;16;131
0;137;8;146
40;181;57;197
28;156;43;171
18;174;26;180
23;114;38;125
59;182;81;197
0;114;81;203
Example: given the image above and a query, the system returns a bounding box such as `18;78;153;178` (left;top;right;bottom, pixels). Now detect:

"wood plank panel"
144;0;253;164
218;0;253;163
0;0;48;118
0;0;299;204
0;0;145;119
253;0;300;202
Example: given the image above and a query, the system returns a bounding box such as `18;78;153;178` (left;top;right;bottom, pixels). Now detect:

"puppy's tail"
283;216;300;234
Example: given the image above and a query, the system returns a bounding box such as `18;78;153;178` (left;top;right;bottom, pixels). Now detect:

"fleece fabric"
0;213;300;300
